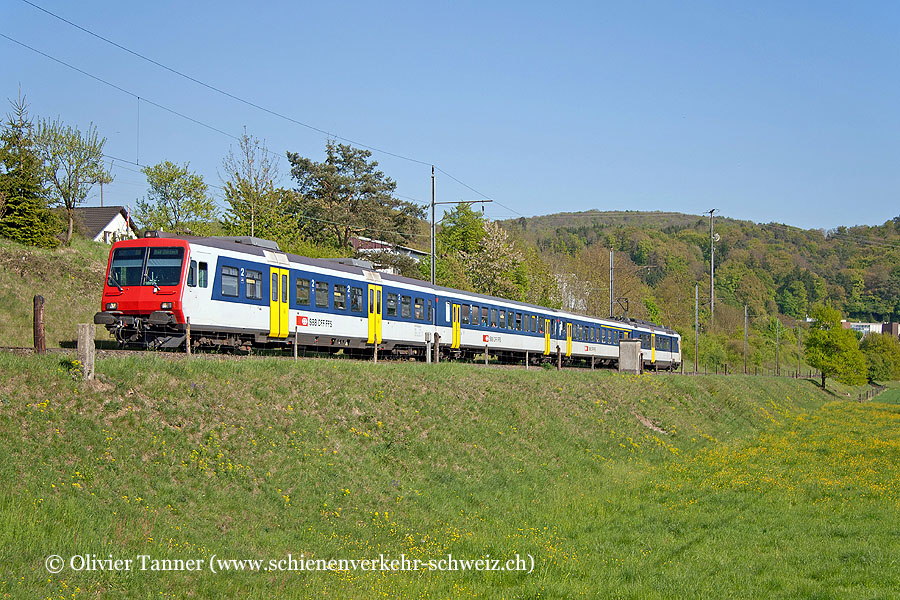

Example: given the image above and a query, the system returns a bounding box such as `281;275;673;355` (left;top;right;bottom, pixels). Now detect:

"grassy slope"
0;237;111;347
1;354;899;599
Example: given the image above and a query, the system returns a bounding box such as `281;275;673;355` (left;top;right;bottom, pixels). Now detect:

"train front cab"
94;238;189;345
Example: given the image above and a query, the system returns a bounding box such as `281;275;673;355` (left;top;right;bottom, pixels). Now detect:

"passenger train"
94;234;681;369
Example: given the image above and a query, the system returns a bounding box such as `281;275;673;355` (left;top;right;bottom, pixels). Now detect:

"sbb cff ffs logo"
296;316;309;327
483;335;501;344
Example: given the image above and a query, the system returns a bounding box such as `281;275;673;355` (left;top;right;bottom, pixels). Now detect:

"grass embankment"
0;237;111;347
1;354;899;599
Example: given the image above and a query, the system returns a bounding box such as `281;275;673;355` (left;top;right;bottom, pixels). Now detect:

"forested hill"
500;211;900;324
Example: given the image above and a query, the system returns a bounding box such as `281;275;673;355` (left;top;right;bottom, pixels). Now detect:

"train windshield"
108;246;185;287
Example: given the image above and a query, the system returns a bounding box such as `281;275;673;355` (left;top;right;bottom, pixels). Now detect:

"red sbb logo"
296;316;309;326
483;335;490;343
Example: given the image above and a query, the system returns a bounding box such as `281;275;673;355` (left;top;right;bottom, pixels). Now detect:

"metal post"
556;345;561;371
798;324;801;376
694;284;699;374
294;326;298;360
33;294;45;354
709;209;716;325
484;345;489;366
185;316;191;356
609;249;614;318
591;355;595;371
525;350;529;370
430;166;435;285
373;343;378;363
744;305;748;374
775;319;780;376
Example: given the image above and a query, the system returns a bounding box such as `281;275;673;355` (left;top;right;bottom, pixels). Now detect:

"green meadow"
1;352;898;599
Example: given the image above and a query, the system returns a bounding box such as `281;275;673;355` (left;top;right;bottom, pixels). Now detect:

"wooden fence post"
76;323;95;381
556;345;561;371
433;333;440;364
185;317;191;357
33;294;45;354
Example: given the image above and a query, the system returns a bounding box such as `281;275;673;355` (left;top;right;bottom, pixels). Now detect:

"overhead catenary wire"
18;0;500;207
2;28;494;214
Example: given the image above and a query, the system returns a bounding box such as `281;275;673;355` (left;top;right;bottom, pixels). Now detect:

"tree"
438;204;485;254
804;304;867;388
0;96;60;247
462;220;523;299
287;141;424;249
859;333;900;382
221;129;280;239
34;117;112;244
135;161;218;235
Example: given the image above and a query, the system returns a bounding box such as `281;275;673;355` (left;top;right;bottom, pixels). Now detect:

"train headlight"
105;302;117;310
160;302;173;310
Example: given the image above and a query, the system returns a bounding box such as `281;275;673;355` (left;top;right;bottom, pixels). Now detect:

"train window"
296;279;311;305
245;269;263;300
428;300;433;322
187;260;197;287
481;308;489;327
515;313;522;331
334;284;347;310
538;318;544;334
146;247;185;287
271;273;278;301
109;247;145;286
198;262;208;288
498;310;506;328
461;304;470;325
282;275;287;303
414;298;424;320
489;309;497;327
401;296;411;318
221;265;239;297
386;293;398;316
350;287;363;312
531;315;537;332
315;281;329;308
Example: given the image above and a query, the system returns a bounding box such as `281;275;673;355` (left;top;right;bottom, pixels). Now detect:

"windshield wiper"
107;275;123;292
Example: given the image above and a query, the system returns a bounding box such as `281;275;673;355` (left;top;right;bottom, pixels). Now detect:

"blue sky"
3;0;899;233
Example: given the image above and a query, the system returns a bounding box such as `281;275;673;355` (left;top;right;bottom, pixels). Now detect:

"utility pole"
708;209;716;326
798;324;802;376
775;319;780;376
744;305;748;374
429;181;492;286
609;249;614;318
430;166;435;285
694;284;699;374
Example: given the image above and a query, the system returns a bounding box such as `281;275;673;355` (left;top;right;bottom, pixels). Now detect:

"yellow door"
544;318;551;355
269;267;289;338
651;332;656;364
451;303;461;348
367;284;383;344
566;322;572;356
